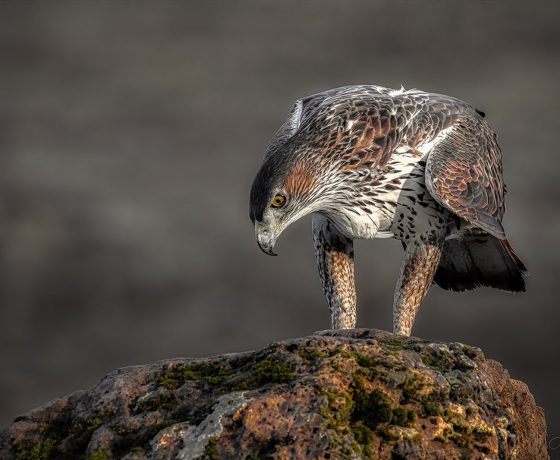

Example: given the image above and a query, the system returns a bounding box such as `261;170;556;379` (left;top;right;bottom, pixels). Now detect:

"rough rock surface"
0;329;548;459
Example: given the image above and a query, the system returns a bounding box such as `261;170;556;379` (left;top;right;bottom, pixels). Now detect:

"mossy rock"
0;329;548;459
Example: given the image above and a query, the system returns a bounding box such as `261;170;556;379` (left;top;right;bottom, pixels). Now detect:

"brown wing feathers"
425;117;506;239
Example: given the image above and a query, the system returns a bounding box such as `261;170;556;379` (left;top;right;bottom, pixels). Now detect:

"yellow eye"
271;194;286;208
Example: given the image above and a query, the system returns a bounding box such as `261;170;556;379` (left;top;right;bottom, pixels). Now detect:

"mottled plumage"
250;85;527;335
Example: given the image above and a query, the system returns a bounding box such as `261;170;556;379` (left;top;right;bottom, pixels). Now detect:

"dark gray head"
249;144;327;255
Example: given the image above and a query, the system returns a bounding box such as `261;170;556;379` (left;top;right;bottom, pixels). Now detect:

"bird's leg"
312;215;356;329
393;233;444;336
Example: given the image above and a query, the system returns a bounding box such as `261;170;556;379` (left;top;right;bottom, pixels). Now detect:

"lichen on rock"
0;329;548;459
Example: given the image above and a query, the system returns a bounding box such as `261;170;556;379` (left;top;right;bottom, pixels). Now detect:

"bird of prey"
249;85;526;336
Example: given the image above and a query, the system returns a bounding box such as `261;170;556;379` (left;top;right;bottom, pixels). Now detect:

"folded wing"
425;116;506;239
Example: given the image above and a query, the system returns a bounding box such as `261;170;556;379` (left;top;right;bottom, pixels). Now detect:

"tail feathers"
434;233;527;293
501;238;528;275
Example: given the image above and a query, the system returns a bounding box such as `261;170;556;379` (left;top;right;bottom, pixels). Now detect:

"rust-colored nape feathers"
283;161;318;199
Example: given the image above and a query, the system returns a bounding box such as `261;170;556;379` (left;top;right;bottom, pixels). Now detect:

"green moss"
69;418;102;448
324;391;354;424
391;407;415;427
319;388;356;455
16;438;55;460
252;358;295;385
136;392;175;412
423;400;444;417
158;362;234;390
204;436;219;460
351;423;375;457
351;376;393;427
89;451;112;460
232;356;296;390
298;349;327;364
112;423;130;436
248;438;277;459
378;337;408;351
448;431;470;447
419;346;458;371
429;414;495;449
420;349;440;368
352;351;395;385
472;428;492;442
160;354;297;392
400;373;421;403
460;344;480;360
351;352;379;368
320;369;425;454
420;345;470;371
331;362;344;372
377;425;400;441
17;417;100;459
360;389;392;425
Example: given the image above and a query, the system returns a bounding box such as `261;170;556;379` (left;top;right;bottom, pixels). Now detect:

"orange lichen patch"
242;395;292;439
157;432;174;448
283;161;317;198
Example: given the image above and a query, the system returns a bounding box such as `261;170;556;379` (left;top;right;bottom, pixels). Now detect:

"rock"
0;329;548;459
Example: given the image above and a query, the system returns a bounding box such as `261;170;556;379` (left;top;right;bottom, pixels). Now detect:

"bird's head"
249;87;382;255
250;149;326;256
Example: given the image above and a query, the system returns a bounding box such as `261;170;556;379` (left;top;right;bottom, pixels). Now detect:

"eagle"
249;85;527;336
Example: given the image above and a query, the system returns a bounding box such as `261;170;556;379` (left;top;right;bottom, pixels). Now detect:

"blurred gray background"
0;0;559;449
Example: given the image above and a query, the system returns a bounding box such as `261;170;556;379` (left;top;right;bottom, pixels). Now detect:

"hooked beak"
255;224;278;256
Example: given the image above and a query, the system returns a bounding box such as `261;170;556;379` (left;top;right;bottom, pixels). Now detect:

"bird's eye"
271;194;286;208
